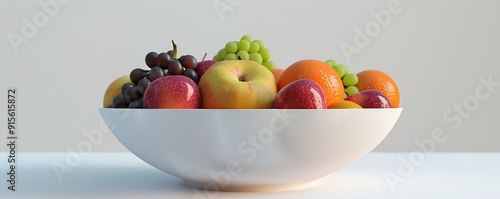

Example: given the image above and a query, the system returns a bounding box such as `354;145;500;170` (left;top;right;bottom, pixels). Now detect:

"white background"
1;0;499;153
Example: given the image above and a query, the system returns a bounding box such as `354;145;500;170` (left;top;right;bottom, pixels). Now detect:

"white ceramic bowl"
98;108;402;192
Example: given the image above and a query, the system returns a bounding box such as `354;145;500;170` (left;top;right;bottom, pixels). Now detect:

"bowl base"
183;180;318;192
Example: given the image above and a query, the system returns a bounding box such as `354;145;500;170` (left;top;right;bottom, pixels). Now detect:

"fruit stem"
171;40;178;59
202;52;207;61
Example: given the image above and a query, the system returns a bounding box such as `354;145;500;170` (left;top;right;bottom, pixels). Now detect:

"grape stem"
171;40;178;59
202;53;207;61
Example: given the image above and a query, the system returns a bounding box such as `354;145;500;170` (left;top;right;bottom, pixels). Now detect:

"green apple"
198;60;277;109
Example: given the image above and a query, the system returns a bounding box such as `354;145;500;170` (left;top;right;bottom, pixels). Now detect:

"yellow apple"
103;74;131;108
198;60;277;109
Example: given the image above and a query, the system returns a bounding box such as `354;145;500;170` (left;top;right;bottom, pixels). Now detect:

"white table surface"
1;152;499;199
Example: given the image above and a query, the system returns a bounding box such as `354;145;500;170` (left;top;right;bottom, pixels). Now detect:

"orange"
278;59;344;107
270;68;284;84
356;70;400;108
328;100;363;109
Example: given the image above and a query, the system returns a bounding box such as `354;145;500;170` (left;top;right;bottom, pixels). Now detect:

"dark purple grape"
157;52;171;69
129;87;141;101
167;60;184;75
145;52;158;68
136;86;146;96
183;68;198;83
138;78;151;89
124;87;134;104
148;66;165;81
137;78;150;95
112;94;127;108
167;50;174;58
130;68;148;85
121;83;134;94
129;99;143;108
180;55;197;69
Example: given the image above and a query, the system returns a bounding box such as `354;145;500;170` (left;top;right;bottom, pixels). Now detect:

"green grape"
254;40;265;48
258;47;271;61
248;41;261;53
213;54;222;61
339;64;348;74
217;49;228;59
240;35;252;43
332;64;346;78
262;60;276;70
342;73;358;86
238;40;250;52
237;50;250;60
224;53;238;60
249;53;263;64
225;41;238;53
346;86;360;96
325;59;337;67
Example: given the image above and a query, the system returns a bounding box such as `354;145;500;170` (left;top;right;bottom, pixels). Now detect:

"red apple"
195;60;218;80
273;79;327;109
345;89;391;108
143;76;201;109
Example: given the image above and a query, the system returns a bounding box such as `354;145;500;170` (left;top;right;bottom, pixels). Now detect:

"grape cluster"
325;59;360;97
108;40;199;109
213;35;277;70
144;41;199;83
110;76;150;108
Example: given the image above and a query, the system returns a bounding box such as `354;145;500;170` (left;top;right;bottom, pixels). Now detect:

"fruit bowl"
98;108;402;192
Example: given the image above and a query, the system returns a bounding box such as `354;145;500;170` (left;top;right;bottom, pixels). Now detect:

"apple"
143;76;201;109
103;74;132;108
273;79;327;109
198;60;277;109
195;60;218;80
345;89;391;108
